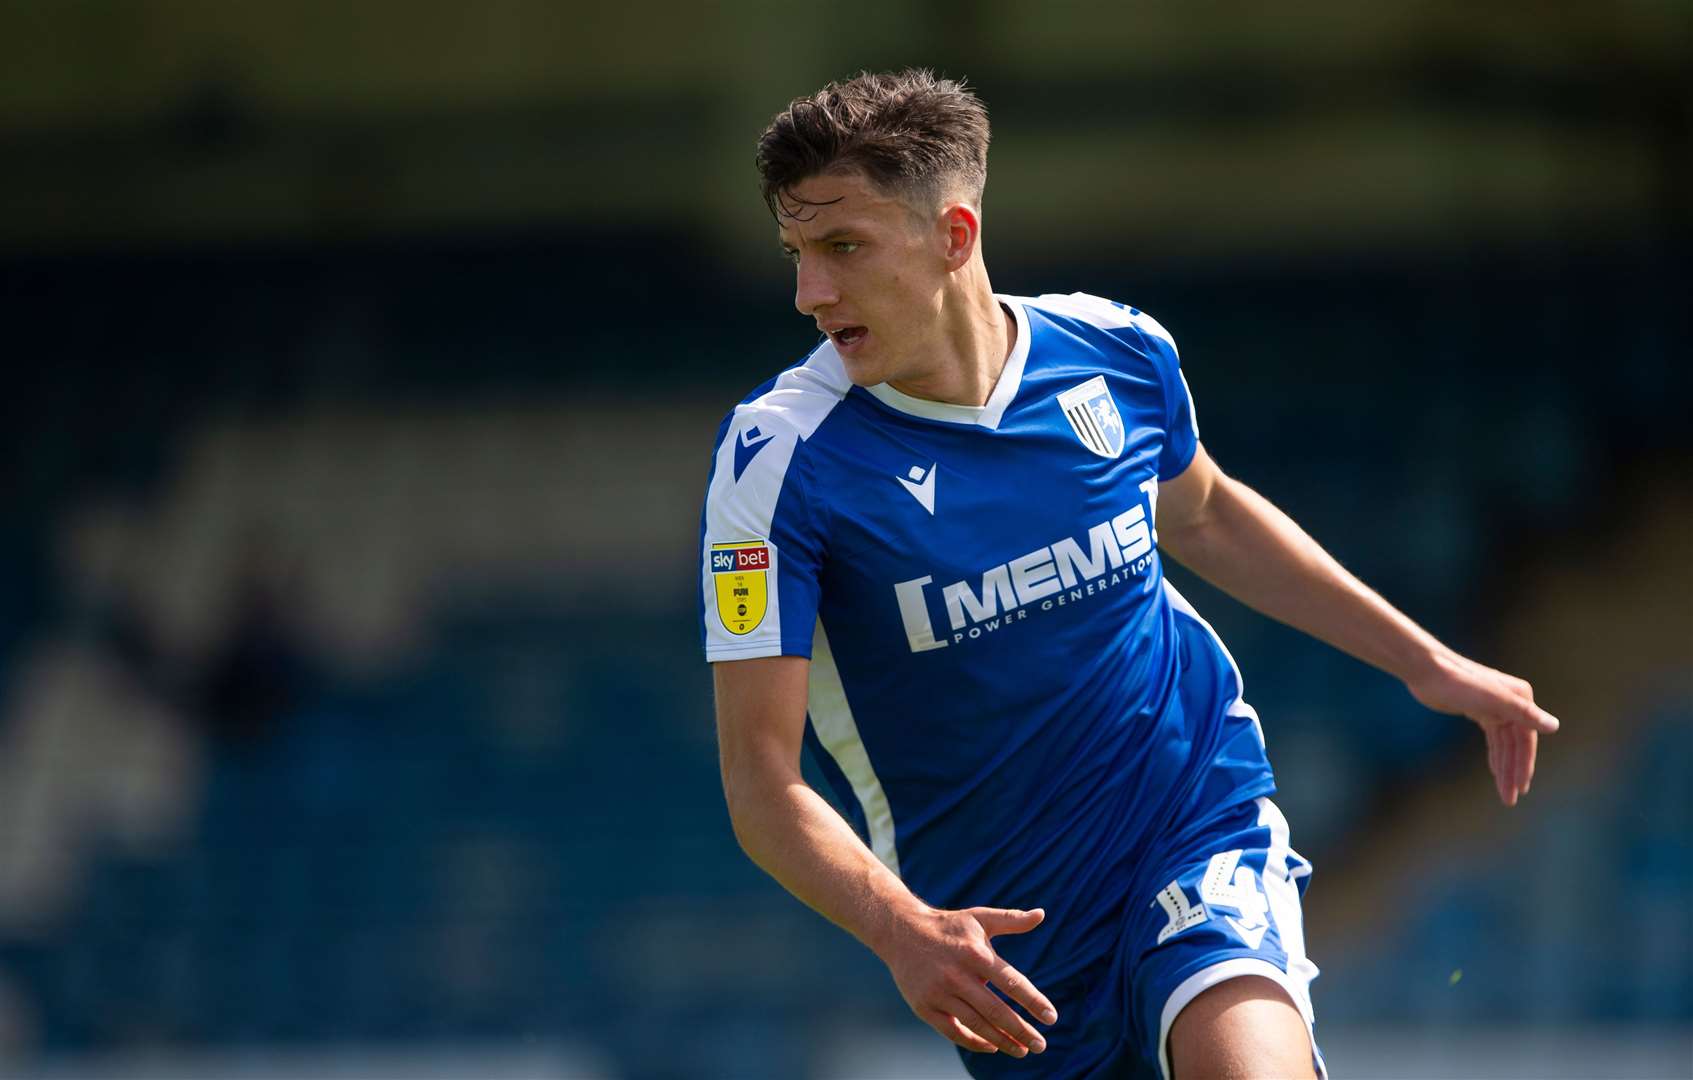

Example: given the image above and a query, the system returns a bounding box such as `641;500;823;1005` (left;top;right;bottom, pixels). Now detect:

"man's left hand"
1406;650;1560;806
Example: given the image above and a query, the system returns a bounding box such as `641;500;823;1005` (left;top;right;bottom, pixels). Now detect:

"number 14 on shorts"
1153;849;1271;948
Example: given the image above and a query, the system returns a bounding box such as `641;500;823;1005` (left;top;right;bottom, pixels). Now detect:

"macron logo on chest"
896;464;937;515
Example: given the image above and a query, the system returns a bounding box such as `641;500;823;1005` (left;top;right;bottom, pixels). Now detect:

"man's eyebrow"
778;225;865;250
813;227;859;242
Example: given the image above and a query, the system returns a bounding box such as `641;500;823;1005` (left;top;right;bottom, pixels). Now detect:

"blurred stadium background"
1;2;1688;1077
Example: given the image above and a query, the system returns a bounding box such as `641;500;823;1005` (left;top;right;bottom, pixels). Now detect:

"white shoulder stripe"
701;346;849;658
704;420;798;544
1131;309;1178;356
734;343;852;440
1023;291;1137;329
1024;292;1179;356
705;342;849;545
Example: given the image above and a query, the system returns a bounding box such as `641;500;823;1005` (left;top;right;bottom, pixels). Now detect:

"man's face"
776;171;950;387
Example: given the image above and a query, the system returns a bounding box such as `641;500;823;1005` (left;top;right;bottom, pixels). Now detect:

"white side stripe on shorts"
1155;798;1326;1080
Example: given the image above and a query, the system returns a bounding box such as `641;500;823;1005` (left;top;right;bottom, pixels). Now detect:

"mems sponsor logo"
893;480;1160;652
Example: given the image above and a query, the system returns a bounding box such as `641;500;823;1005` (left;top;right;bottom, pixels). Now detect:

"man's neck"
886;265;1014;408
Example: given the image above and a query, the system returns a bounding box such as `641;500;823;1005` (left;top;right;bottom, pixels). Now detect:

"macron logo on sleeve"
733;424;776;481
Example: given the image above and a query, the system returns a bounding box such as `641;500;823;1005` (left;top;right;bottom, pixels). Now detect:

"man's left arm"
1156;443;1559;806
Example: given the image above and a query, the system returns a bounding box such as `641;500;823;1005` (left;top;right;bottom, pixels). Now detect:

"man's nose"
793;256;838;317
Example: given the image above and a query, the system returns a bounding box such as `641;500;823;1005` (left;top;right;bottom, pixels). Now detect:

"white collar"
863;295;1030;430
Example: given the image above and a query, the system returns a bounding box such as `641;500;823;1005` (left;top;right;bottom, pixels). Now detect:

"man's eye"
832;241;860;255
781;249;800;265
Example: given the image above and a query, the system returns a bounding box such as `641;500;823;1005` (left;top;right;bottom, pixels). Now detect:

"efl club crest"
709;540;770;635
1058;376;1125;459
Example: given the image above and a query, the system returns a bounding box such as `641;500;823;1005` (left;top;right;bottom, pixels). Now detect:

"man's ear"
940;203;981;272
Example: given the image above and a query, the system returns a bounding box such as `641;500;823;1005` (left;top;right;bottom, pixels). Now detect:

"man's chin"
838;353;887;389
830;328;888;385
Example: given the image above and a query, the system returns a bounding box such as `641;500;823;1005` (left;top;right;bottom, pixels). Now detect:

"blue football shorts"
961;795;1327;1080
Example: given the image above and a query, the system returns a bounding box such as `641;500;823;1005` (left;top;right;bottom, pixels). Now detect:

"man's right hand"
877;905;1059;1056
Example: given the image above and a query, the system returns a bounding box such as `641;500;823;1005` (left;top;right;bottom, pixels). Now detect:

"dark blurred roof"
0;0;1684;256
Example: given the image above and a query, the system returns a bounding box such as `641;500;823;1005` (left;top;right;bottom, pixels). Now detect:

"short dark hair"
755;68;990;221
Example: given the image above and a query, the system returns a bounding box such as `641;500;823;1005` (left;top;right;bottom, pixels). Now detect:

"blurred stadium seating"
0;2;1688;1075
1;240;1687;1077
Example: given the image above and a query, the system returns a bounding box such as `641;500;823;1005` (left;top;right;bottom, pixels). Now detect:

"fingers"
1519;728;1538;796
1501;729;1519;807
1452;661;1558;735
970;906;1045;937
1498;673;1557;733
926;1009;998;1054
1486;723;1543;806
1508;727;1538;802
990;957;1059;1026
966;985;1049;1055
898;906;1059;1060
948;996;1036;1057
1523;701;1560;734
1486;726;1506;805
968;907;1060;1025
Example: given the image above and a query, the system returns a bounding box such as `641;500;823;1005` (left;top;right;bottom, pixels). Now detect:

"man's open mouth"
830;326;867;350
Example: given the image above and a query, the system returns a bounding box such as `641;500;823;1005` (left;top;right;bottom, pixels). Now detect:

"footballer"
699;69;1557;1078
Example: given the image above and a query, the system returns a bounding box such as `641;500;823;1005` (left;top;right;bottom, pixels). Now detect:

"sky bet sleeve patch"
709;540;771;635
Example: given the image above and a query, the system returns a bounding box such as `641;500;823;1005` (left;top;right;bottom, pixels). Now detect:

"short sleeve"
1128;310;1200;480
698;407;826;661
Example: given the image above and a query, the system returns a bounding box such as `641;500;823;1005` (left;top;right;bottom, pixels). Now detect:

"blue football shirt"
700;293;1278;982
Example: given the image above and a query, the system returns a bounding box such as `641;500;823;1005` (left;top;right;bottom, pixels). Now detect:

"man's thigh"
1167;974;1314;1079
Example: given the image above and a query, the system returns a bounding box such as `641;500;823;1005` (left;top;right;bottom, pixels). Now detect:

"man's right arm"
712;655;1057;1057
